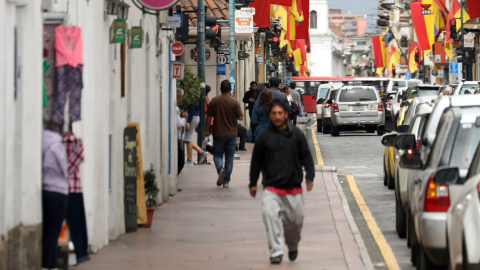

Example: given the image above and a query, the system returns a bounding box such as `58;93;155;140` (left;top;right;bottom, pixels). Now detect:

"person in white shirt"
177;89;188;175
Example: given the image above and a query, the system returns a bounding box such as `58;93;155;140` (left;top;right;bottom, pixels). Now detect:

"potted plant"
177;67;202;111
143;164;159;228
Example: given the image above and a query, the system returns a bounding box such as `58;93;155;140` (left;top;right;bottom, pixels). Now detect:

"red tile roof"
179;0;230;27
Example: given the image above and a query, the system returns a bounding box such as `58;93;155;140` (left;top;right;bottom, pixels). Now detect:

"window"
357;41;367;46
338;88;377;102
310;11;317;29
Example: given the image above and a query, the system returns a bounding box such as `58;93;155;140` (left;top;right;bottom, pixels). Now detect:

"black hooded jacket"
249;120;315;188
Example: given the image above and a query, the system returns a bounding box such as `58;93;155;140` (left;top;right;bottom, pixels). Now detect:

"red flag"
249;0;271;28
410;1;430;50
295;0;309;39
434;0;448;15
271;0;291;5
466;0;480;19
372;36;385;68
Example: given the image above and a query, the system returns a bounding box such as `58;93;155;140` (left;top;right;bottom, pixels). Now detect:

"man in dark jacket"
249;99;315;264
242;81;259;118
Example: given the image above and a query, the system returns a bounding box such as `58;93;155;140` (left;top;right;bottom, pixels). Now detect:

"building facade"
328;8;367;44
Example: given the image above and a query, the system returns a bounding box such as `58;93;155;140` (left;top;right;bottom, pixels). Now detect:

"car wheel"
418;246;442;270
322;122;330;134
386;157;395;190
366;128;376;133
383;160;388;186
317;120;322;133
462;237;473;270
377;130;384;136
331;125;340;137
396;194;407;238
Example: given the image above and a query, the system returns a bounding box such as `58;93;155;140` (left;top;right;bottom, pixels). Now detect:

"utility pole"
460;0;466;81
197;0;206;164
229;0;236;96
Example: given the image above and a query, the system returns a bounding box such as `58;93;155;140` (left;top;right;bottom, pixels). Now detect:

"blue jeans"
213;136;236;182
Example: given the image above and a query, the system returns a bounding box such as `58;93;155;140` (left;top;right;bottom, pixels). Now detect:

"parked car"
383;91;397;122
386;79;422;94
398;96;480;269
330;86;384;136
453;81;480;95
319;88;340;134
447;137;480;270
393;84;440;122
381;98;434;238
316;83;343;133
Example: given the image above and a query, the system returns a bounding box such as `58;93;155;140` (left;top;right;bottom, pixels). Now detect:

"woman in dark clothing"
183;99;207;165
251;89;273;141
242;81;259;118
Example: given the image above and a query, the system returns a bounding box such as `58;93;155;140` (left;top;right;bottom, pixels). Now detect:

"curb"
315;165;337;173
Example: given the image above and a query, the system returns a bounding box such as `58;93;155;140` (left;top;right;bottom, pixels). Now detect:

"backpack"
289;101;300;116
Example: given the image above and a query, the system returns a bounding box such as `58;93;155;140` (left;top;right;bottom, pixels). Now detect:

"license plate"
352;106;364;111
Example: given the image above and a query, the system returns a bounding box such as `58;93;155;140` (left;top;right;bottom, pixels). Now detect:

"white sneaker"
185;160;194;165
223;182;229;188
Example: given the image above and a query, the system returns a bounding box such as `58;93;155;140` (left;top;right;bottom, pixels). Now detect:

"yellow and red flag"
388;45;401;72
408;41;420;73
372;35;389;68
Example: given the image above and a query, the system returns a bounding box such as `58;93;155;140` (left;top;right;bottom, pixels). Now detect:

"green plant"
144;164;159;208
177;67;202;111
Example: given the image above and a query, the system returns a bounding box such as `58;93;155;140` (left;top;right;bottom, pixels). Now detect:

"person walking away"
205;85;214;136
42;130;69;269
282;86;300;125
176;89;188;175
183;99;207;165
237;123;247;151
251;88;273;141
204;80;244;188
255;77;287;106
242;81;259;119
249;99;315;264
289;82;303;117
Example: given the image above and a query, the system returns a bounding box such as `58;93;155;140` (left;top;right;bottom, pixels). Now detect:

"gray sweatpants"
262;189;305;258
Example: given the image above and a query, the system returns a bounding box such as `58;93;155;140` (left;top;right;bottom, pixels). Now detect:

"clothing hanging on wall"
52;26;84;125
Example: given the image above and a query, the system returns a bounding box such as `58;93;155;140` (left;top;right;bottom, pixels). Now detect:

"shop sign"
464;33;475;48
167;14;182;28
136;0;180;10
191;48;211;61
129;27;144;49
234;11;253;34
110;19;127;44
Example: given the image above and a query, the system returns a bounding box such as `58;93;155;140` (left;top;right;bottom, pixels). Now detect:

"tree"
177;67;202;111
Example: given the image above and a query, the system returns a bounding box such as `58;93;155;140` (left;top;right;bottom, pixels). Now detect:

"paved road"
311;128;415;270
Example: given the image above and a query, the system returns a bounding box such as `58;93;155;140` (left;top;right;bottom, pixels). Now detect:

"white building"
1;0;178;267
308;0;346;77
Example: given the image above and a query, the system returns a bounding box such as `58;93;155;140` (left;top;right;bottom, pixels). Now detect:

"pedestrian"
249;99;315;264
237;123;247;151
282;86;300;125
204;80;244;188
443;86;452;96
176;89;188;175
242;81;259;118
251;88;273;141
289;82;303;116
256;77;288;106
184;99;207;165
42;130;69;270
205;85;214;135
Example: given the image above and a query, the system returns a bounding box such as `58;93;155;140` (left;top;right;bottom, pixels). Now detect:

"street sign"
465;33;475;48
171;62;184;79
167;15;182;28
438;69;444;79
449;62;459;74
256;56;263;63
217;64;226;75
171;42;185;56
405;71;411;79
234;12;253;34
191;48;211;61
217;54;229;64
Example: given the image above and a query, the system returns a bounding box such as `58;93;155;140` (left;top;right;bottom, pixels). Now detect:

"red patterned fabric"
264;186;303;195
64;131;84;193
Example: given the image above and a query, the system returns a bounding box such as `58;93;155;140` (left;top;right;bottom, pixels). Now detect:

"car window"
459;84;480;95
338;88;377;102
417;86;440;97
466;144;480;180
392;81;406;92
450;124;480;170
329;90;338;101
427;112;454;167
318;87;330;98
408;81;420;87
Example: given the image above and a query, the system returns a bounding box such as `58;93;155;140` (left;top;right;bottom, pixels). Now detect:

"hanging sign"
136;0;180;10
234;12;254;34
167;14;182;28
110;19;127;44
464;33;475;48
129;27;144;49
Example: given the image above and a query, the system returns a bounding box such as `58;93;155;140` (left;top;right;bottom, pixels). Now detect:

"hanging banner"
110;19;127;44
137;0;180;10
129;27;144;49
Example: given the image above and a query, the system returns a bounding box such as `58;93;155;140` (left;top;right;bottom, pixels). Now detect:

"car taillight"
333;103;339;113
378;102;384;111
416;141;421;149
424;176;450;212
397;95;401;103
325;103;332;108
386;100;390;108
478;183;480;199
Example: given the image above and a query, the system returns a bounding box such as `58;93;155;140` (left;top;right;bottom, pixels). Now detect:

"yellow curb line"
310;128;324;165
346;175;401;270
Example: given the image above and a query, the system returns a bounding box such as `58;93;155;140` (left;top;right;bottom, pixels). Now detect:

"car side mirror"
385;121;396;132
318;98;325;103
327;99;333;104
397;125;410;133
381;133;397;147
388;95;394;100
399;153;422;169
395;134;416;150
433;167;461;184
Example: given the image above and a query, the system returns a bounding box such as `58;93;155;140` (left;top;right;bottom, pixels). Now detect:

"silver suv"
330;86;385;136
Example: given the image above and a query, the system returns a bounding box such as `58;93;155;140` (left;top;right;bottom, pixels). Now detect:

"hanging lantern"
118;1;130;20
106;0;120;15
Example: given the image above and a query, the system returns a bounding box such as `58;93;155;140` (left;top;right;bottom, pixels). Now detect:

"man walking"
204;80;244;188
242;81;259;118
249;99;315;264
256;77;288;106
289;82;303;117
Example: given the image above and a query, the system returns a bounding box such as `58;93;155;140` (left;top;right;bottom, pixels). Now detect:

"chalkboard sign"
124;127;138;233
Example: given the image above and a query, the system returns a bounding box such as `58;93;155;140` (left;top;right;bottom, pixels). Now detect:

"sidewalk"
75;142;371;270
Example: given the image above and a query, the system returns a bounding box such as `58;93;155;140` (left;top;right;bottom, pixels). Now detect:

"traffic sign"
217;54;229;64
171;42;185;56
171;62;184;79
217;64;226;75
449;62;459;74
191;48;211;61
405;71;411;79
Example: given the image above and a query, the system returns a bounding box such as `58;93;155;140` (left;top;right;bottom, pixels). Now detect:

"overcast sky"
329;0;378;30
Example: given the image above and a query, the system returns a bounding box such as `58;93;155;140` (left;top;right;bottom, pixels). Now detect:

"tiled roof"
179;0;230;27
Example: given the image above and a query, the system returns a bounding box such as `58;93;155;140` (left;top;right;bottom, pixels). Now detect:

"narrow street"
310;123;415;270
